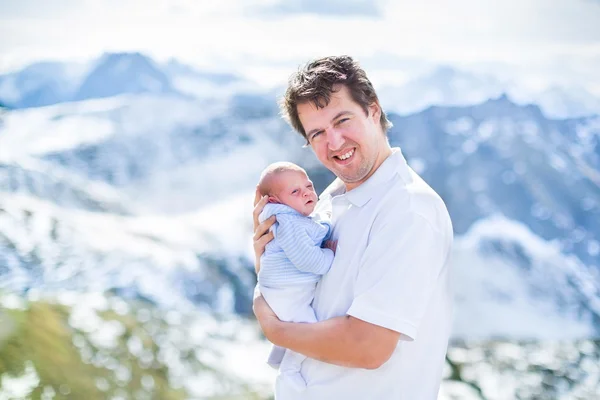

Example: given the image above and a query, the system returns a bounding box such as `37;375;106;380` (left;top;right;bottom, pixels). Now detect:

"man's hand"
253;188;276;274
253;289;280;340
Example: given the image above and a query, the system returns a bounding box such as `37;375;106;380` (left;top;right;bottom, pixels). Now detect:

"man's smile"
332;147;356;165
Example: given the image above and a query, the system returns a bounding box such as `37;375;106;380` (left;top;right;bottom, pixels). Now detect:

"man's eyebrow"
306;111;354;137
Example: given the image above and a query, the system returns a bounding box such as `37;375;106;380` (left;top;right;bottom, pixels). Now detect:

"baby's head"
258;162;318;216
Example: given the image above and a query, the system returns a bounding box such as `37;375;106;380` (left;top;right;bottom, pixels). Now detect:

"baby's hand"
323;240;337;254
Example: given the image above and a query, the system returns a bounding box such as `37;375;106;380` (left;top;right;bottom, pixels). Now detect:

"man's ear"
368;102;381;123
268;196;280;204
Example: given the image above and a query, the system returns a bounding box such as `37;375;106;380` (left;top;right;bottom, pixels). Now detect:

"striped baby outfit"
258;203;334;288
257;202;334;390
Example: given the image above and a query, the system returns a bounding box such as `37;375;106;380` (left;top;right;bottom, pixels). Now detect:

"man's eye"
338;118;349;124
310;131;323;140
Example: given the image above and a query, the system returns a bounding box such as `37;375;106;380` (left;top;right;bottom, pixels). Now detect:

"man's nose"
327;127;344;150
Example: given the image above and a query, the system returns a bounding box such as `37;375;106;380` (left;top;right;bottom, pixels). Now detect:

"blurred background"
0;0;599;399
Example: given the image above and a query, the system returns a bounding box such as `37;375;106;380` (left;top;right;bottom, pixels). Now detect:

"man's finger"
253;216;276;241
254;230;274;251
253;195;269;229
254;187;262;207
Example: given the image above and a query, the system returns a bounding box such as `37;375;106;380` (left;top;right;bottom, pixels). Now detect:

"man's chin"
333;164;372;185
335;172;365;185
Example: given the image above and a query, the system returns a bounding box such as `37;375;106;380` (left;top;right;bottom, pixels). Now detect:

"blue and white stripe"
258;203;334;288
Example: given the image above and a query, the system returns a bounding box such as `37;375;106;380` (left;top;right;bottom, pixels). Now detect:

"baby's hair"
257;162;306;196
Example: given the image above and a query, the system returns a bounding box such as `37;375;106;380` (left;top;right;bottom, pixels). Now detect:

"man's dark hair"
280;55;393;142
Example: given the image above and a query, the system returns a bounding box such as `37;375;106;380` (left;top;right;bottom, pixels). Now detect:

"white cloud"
251;0;383;18
0;0;599;90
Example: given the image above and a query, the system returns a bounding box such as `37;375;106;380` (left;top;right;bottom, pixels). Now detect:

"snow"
67;293;128;350
1;56;599;346
0;78;21;103
3;114;114;157
0;293;26;310
0;94;228;161
3;177;598;339
0;361;40;400
452;215;598;339
124;140;289;213
438;380;482;400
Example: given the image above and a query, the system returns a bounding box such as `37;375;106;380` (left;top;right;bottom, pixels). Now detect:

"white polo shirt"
274;148;454;399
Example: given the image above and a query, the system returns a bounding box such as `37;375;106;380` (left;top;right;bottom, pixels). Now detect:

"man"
252;55;454;399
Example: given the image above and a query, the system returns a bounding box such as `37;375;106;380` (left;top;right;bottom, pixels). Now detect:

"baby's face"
272;170;318;216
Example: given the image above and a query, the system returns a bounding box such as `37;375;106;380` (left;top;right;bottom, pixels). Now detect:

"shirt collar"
319;147;410;207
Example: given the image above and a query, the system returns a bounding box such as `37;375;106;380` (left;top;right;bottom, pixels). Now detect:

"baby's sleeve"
311;212;333;241
275;214;334;275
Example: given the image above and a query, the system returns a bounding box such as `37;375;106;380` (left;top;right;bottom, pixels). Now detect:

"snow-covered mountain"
387;95;600;268
0;53;599;341
378;66;506;115
452;216;599;339
377;65;600;119
0;190;257;315
0;61;88;108
2;53;599;119
72;53;174;101
509;85;600;119
162;58;260;100
0;91;320;210
0;158;133;214
0;52;259;109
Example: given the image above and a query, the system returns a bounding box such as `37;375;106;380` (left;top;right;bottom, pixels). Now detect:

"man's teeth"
338;149;354;160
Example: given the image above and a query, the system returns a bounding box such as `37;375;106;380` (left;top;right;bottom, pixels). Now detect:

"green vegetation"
0;297;268;399
0;301;185;399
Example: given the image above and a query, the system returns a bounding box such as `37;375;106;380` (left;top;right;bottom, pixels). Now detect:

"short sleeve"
346;211;448;341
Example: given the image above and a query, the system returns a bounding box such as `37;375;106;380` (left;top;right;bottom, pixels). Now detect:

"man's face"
298;85;386;191
272;170;318;216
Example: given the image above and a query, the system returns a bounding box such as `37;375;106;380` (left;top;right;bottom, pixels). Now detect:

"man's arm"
253;295;399;369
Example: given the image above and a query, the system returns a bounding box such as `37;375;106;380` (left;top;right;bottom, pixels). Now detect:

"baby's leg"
276;303;318;391
267;346;286;368
259;284;317;386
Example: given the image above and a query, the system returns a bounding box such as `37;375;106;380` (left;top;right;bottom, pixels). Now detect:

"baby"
256;162;335;391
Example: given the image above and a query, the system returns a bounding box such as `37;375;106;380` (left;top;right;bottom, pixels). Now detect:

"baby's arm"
276;215;334;275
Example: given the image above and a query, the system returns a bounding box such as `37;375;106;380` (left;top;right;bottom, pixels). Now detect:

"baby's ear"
268;196;280;204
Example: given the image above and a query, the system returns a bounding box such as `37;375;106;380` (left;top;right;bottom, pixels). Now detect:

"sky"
1;0;600;89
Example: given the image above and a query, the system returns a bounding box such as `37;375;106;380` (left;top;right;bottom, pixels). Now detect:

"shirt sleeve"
346;210;449;341
275;214;335;275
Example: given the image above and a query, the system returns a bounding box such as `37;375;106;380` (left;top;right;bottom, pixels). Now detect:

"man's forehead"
298;87;358;130
298;89;345;116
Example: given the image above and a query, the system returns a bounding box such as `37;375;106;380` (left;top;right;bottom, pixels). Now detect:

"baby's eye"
292;189;299;194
